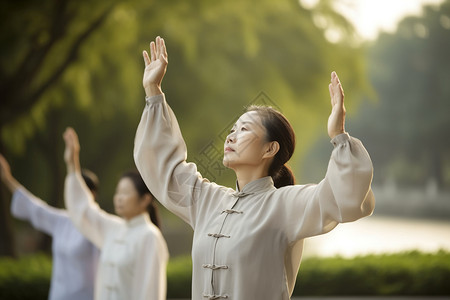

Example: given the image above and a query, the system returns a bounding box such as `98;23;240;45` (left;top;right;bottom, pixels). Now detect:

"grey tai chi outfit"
134;93;375;300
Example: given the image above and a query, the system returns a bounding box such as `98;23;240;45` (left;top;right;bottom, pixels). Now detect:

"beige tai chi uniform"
65;172;169;300
134;94;375;300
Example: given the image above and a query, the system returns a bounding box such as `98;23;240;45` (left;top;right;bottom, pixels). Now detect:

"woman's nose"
226;134;235;143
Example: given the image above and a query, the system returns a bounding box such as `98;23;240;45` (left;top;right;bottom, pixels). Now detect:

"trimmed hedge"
295;250;450;296
0;251;449;299
167;255;192;298
0;254;51;300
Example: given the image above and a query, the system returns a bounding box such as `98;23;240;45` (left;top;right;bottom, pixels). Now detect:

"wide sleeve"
64;171;122;248
134;94;217;227
10;187;65;236
281;133;375;242
132;231;169;300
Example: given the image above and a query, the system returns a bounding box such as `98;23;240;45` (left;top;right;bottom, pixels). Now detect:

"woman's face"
223;111;270;170
113;177;148;220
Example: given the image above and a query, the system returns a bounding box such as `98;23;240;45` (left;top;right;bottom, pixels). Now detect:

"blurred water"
303;216;450;257
171;298;450;300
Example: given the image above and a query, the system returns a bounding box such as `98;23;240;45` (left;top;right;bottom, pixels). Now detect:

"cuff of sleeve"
330;132;350;147
10;189;21;215
10;187;29;217
14;187;27;199
145;93;165;106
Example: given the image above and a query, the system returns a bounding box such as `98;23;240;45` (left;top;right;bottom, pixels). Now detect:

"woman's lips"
224;147;235;153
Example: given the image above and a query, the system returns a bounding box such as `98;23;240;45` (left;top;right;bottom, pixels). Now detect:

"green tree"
351;0;450;188
0;0;142;256
1;0;370;257
153;0;370;184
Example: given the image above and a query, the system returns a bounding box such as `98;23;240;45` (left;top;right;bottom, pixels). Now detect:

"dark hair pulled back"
246;105;296;188
120;170;161;229
81;169;99;193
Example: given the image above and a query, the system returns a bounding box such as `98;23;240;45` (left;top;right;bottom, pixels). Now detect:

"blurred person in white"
134;36;376;300
63;127;168;300
0;153;99;300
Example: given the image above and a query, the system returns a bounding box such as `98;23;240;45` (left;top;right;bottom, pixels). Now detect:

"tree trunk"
0;138;16;257
36;108;64;253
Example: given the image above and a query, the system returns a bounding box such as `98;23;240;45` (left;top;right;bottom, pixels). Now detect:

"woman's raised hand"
0;154;11;183
0;154;21;192
142;36;168;97
63;127;81;174
327;71;346;139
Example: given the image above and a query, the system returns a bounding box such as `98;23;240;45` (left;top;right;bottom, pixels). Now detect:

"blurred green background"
1;0;449;272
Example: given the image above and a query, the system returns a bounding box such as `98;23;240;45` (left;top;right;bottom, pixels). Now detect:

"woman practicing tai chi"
0;154;99;300
63;127;169;300
135;36;375;299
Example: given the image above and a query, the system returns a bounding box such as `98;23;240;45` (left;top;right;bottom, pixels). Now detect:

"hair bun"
272;164;295;188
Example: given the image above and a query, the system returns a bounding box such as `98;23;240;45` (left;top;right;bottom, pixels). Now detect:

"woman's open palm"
327;71;346;139
63;127;81;173
142;36;168;95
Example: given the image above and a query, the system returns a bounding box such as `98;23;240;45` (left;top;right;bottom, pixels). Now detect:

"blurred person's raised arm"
63;127;121;248
1;153;66;235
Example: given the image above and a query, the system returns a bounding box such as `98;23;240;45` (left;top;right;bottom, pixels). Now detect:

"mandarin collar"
233;176;275;198
125;213;150;228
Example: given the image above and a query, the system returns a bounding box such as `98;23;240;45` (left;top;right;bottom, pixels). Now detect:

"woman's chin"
222;158;235;170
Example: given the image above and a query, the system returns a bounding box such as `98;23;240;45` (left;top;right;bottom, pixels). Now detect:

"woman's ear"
141;194;152;208
263;141;280;159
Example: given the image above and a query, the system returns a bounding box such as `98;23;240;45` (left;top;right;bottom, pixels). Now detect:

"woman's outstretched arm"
134;37;219;228
282;72;375;242
63;127;120;248
0;154;65;235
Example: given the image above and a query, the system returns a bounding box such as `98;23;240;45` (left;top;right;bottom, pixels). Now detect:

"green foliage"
166;255;192;298
1;251;449;298
152;0;371;184
295;250;450;296
0;254;51;300
350;0;450;188
0;0;120;152
0;0;371;255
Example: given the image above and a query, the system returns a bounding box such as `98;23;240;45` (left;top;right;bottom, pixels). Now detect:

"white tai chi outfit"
11;188;99;300
64;172;169;300
134;93;375;300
